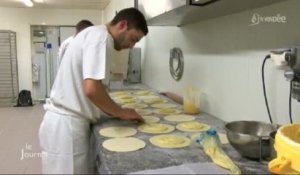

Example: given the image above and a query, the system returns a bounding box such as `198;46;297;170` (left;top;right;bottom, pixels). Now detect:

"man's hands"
84;79;144;123
119;108;145;123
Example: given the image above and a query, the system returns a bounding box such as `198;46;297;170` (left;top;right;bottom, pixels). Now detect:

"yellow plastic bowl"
268;124;300;174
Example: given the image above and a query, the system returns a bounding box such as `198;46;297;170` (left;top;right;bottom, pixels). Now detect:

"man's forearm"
83;79;123;117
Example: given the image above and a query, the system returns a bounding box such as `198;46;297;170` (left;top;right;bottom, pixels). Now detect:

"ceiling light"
23;0;34;7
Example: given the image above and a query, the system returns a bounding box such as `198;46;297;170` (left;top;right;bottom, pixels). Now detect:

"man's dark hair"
76;20;94;32
111;8;148;35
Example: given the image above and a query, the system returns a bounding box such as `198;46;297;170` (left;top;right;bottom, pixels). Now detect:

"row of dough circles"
143;114;195;123
99;122;212;152
110;90;157;98
121;103;179;110
135;108;184;116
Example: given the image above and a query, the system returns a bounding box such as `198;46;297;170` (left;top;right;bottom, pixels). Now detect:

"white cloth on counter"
129;162;231;174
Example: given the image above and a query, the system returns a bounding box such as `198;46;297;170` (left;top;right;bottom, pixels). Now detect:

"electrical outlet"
269;49;290;66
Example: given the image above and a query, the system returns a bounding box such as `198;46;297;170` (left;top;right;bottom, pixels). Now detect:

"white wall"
141;0;300;124
0;7;102;92
103;0;134;23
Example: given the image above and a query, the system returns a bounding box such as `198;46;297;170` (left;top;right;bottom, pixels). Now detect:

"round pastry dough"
154;108;182;115
99;126;137;138
138;123;175;134
151;103;178;109
150;134;191;148
190;132;229;144
142;115;160;123
122;103;148;109
135;90;152;96
143;98;167;104
115;98;138;105
138;95;161;100
136;109;153;116
117;95;135;100
103;137;145;152
176;121;210;132
110;91;131;97
218;133;229;144
164;114;195;122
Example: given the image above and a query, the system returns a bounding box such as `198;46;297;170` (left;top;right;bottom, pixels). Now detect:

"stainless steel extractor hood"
135;0;285;26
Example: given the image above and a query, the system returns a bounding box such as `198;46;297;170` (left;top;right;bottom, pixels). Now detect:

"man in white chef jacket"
57;19;94;67
39;8;148;174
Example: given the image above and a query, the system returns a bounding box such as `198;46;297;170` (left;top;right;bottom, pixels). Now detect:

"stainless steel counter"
91;86;270;174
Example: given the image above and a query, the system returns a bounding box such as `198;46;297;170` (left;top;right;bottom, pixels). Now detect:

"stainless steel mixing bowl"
225;121;277;160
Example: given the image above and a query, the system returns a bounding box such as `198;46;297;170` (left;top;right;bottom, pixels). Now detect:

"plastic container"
183;87;201;114
268;124;300;174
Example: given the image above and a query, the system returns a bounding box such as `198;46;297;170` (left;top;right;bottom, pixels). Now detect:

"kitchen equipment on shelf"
269;124;300;174
225;121;277;160
183;87;201;114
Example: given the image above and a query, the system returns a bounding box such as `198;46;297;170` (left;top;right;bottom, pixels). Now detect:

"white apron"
39;111;95;174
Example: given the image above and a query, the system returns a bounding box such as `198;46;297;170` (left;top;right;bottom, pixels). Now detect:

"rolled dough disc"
110;91;131;97
122;103;148;109
102;137;145;152
150;134;191;148
135;90;152;96
176;121;210;132
217;133;229;144
164;114;196;122
138;95;161;100
142;115;160;123
154;108;182;115
99;126;137;138
143;98;167;104
117;95;135;100
115;98;138;105
136;109;153;116
138;123;175;134
151;103;178;109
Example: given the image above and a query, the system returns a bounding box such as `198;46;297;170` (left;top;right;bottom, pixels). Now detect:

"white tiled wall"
141;0;300;124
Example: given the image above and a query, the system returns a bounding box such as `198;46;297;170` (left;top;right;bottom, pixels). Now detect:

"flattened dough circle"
142;115;160;123
136;109;153;116
151;103;178;109
99;126;137;138
138;123;175;134
164;114;195;122
143;98;167;104
154;108;182;115
176;121;210;132
110;91;131;97
122;103;148;109
150;134;191;148
102;137;145;152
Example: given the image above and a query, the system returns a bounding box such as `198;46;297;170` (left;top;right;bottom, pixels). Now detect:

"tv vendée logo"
249;13;287;26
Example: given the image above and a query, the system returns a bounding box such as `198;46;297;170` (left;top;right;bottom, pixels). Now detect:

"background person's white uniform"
39;25;111;174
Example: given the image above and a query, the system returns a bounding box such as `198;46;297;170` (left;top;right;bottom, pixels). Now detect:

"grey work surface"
92;114;270;174
92;87;270;174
